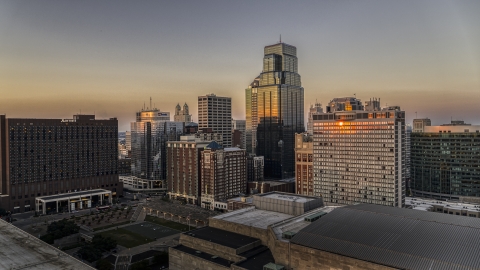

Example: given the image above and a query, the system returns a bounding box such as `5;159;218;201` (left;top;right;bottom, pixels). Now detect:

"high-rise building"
245;42;304;179
411;120;480;201
166;136;212;205
174;103;192;123
200;143;247;210
405;124;412;191
326;97;364;113
413;118;431;132
0;114;121;213
198;94;232;147
125;131;131;151
313;102;406;208
307;102;323;135
295;133;314;196
232;119;246;149
130;108;170;183
247;154;264;182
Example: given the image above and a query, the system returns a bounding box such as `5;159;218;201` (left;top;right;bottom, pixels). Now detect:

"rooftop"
255;192;314;203
185;226;259;249
235;247;276;270
291;204;480;270
0;219;93;270
406;197;480;213
213;207;293;229
172;245;231;267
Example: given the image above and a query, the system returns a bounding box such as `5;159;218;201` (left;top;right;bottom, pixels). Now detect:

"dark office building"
245;42;304;179
0;115;121;213
411;121;480;201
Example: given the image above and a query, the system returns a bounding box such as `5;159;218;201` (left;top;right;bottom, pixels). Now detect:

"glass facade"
130;110;171;181
411;131;480;198
313;110;405;208
246;42;304;179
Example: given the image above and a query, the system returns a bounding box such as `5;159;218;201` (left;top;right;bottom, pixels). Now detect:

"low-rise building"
248;178;295;194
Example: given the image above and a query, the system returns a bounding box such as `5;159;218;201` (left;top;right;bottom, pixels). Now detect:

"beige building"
295;133;314;196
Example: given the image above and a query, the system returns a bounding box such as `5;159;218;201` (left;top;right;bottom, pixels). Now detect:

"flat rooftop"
271;206;340;242
407;197;480;213
37;189;110;201
213;207;294;229
235;247;276;270
0;219;93;270
172;245;231;267
291;204;480;270
256;192;314;203
186;226;259;249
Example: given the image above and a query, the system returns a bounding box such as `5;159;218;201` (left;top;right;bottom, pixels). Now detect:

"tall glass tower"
246;42;304;179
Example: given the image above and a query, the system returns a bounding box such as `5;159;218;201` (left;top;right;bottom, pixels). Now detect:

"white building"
313;101;406;208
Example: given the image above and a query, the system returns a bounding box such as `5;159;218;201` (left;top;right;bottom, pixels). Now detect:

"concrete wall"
179;234;245;262
169;247;230;270
253;194;323;216
209;218;271;246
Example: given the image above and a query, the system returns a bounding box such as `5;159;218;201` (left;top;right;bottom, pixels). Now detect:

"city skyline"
1;1;480;131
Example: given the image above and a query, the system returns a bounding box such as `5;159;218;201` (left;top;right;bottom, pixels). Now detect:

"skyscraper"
130;108;170;182
246;42;304;179
198;94;232;147
313;99;406;208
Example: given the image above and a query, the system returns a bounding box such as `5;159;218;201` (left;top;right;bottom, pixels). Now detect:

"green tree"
0;208;7;216
77;245;102;262
92;235;117;252
96;258;114;270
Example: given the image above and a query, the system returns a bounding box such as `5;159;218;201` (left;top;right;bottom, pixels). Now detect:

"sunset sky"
1;0;479;131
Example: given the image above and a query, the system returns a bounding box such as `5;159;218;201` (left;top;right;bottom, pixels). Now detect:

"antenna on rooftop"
150;97;152;110
279;34;282;43
415;112;417;118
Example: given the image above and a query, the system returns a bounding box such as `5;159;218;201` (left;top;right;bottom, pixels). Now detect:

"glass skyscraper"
246;42;304;179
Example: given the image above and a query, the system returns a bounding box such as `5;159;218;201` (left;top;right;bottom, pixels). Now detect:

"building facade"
247;154;264;182
232;119;246;149
413;118;431;132
198;94;232;147
295;133;314;196
174;103;192;123
166;136;212;204
0;114;121;213
200;143;247;210
131;108;174;185
313;103;406;208
307;101;323;135
245;42;305;179
411;121;480;201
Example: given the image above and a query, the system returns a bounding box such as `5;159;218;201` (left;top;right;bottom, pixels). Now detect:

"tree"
0;208;6;216
92;235;117;252
77;245;101;262
130;261;150;270
96;258;114;270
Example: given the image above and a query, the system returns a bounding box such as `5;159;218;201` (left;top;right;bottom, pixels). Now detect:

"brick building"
200;143;247;210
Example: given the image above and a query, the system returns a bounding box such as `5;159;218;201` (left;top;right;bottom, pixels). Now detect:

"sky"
1;0;479;131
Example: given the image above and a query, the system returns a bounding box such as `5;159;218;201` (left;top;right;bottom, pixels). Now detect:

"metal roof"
291;204;480;270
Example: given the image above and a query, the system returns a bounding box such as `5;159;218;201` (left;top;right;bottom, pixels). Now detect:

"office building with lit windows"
313;101;405;208
411;120;480;202
245;42;304;179
0;114;121;213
